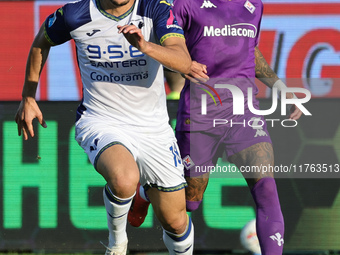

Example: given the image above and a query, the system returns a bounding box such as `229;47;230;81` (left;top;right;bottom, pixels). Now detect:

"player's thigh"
138;127;186;193
75;119;139;197
176;131;220;177
176;130;220;201
146;187;187;234
228;142;274;188
96;144;139;198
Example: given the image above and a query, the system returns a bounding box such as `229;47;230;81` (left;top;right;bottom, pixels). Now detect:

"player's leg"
96;144;140;254
184;172;209;211
128;128;211;226
147;187;194;255
127;172;208;224
128;173;209;224
98;144;139;254
75;121;139;254
135;127;193;254
229;142;284;255
177;130;220;211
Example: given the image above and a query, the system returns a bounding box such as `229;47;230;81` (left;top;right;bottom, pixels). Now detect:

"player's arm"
255;46;279;87
15;23;53;140
254;46;303;120
118;24;191;74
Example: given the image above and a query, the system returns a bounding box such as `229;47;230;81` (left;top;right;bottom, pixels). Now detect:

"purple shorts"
176;115;272;177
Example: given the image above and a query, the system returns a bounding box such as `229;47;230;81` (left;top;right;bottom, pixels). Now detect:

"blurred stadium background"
0;0;339;254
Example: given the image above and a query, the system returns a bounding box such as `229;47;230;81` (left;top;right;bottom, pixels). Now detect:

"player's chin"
109;0;131;7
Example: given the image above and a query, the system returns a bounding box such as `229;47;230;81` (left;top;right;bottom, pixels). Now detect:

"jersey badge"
244;0;256;14
48;12;57;27
48;8;63;28
183;155;195;170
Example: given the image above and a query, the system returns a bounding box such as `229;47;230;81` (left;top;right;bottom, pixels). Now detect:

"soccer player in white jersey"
15;0;194;254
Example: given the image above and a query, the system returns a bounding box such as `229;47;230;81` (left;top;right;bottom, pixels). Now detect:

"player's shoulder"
137;0;172;15
249;0;263;12
62;0;92;31
63;0;90;13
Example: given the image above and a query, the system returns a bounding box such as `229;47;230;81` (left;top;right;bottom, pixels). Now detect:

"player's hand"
117;24;146;52
184;61;209;84
286;92;303;120
15;97;47;140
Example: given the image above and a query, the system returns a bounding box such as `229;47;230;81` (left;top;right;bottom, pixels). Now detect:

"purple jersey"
173;0;263;131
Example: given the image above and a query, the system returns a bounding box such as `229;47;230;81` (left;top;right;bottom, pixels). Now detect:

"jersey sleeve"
151;0;185;45
255;1;263;46
44;6;72;46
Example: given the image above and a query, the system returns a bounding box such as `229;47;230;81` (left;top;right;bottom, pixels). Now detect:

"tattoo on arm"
255;46;279;88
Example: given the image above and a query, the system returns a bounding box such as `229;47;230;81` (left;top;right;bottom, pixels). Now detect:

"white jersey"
44;0;185;131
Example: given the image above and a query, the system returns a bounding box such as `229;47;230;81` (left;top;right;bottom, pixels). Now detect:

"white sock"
103;184;134;246
163;216;194;255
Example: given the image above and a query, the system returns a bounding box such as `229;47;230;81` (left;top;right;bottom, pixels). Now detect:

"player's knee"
186;200;202;212
161;211;188;234
107;176;139;198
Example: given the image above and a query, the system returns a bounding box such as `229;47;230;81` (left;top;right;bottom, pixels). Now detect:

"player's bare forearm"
16;23;50;139
143;38;192;74
23;23;52;98
254;46;279;88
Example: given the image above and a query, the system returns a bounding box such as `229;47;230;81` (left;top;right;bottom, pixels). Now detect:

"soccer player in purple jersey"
128;0;303;254
15;0;195;254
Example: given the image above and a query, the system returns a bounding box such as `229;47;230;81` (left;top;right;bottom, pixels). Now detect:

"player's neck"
99;0;135;17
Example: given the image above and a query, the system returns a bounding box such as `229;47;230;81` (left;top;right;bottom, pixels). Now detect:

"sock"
139;184;150;202
186;200;202;212
103;184;134;246
163;216;194;255
251;178;284;255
